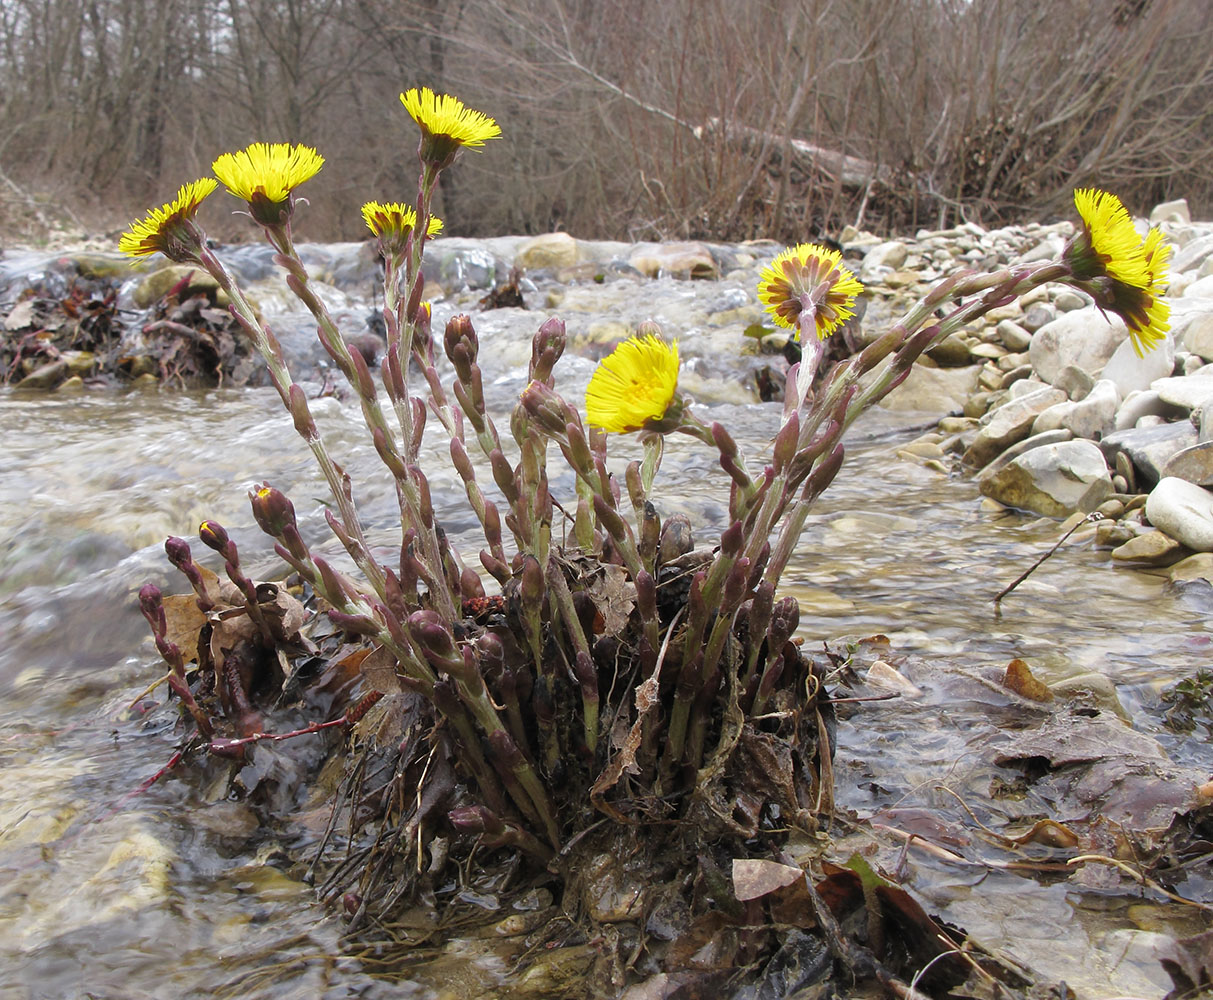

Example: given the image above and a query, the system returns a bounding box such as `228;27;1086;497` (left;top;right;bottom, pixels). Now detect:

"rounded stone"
1145;477;1213;552
1029;307;1127;385
979;439;1113;517
1161;442;1213;487
516;232;580;270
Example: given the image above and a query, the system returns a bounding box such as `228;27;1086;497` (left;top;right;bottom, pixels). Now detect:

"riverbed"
1;238;1209;999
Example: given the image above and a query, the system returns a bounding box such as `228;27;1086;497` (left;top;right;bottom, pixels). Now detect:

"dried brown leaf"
162;594;208;663
359;644;403;695
1002;658;1053;702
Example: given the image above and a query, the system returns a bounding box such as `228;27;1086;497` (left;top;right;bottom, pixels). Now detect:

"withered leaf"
731;858;803;901
161;594;208;663
584;563;635;637
359;644;403;695
1002;658;1053;702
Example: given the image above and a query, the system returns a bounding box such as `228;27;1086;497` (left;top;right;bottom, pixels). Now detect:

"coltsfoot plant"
125;88;1169;954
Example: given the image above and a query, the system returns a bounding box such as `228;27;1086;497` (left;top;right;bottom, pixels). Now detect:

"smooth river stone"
979;440;1112;517
1032;379;1119;440
1101;333;1175;397
1110;530;1187;566
1146;477;1213;552
515;232;580;269
1028;307;1127;385
1100;423;1199;490
963;385;1067;467
1180;313;1213;362
1151;371;1213;411
1161;442;1213;487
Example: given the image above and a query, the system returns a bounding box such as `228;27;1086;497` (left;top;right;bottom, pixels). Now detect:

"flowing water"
1;241;1210;999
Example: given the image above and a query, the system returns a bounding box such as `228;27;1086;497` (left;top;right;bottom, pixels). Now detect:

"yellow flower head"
211;142;324;226
1068;188;1170;356
757;244;863;340
361;201;443;256
118;178;217;261
400;88;501;168
585;334;681;434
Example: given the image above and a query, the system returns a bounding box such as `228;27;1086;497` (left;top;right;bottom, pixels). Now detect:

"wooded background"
1;0;1210;244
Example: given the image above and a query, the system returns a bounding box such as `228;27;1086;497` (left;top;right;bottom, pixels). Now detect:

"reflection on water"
2;244;1211;998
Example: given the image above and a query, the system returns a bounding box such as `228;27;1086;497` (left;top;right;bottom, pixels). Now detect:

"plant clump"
125;88;1170;996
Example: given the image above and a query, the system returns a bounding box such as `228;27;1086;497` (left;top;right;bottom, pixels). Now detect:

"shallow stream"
1;240;1210;999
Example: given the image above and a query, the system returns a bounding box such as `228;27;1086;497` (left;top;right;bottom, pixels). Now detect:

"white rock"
1032;379;1120;439
1151;370;1213;411
515;232;580;269
1150;198;1190;225
1101;333;1175;396
1146;477;1213;552
1180;313;1213;361
1029;307;1128;385
859;240;909;281
1114;389;1182;430
1184;274;1213;299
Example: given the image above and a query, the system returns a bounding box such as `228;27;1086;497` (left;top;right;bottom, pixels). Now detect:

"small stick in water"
993;512;1104;605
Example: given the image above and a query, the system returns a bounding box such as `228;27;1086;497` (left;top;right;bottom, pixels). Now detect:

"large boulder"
979;440;1112;517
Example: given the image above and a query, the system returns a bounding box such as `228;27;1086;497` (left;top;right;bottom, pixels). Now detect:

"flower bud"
198;519;232;557
249;483;297;538
313;555;352;603
530;316;566;382
519;380;570;438
164;536;193;571
348;341;378;400
719;520;744;558
327;609;382;636
489;449;519;503
573;650;598;700
767;596;800;650
138;584;165;628
747;581;775;645
722;557;751;609
639;502;660;564
444;314;478;379
772;412;800;474
519;554;544;610
409;609;460;667
288;383;316;439
448;805;505;835
460;567;486;601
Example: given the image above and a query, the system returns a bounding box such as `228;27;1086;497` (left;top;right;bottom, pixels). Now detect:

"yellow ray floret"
586;334;680;433
757;244;863;339
361;201;444;240
1070;188;1171;356
211;142;325;204
400;88;501;151
118;178;217;257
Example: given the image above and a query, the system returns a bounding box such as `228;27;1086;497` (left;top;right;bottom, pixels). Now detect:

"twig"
1067;854;1213;911
993;512;1104;604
